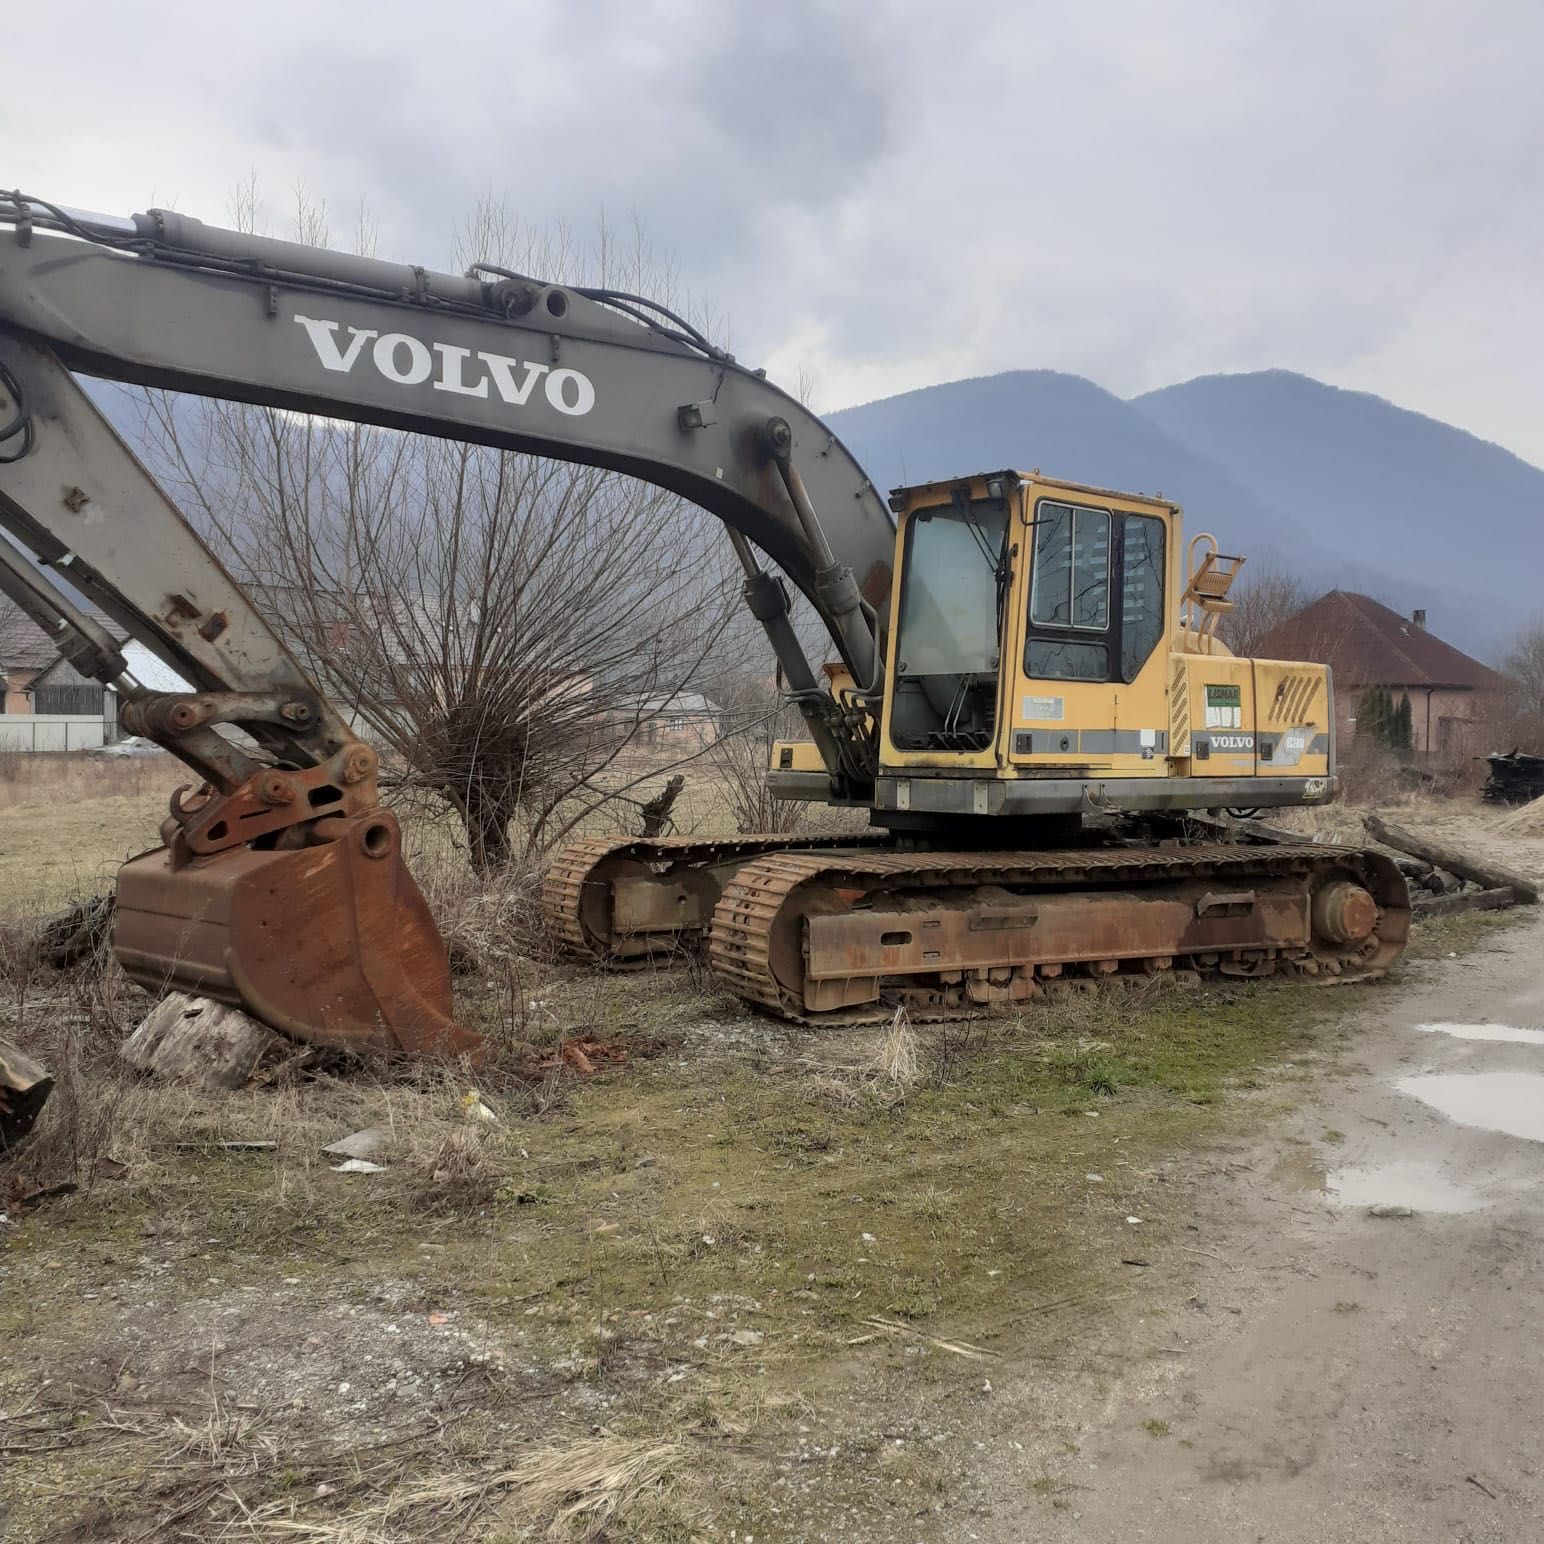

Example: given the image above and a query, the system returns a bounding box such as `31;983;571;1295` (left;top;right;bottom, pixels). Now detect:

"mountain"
828;368;1278;534
1133;370;1540;658
827;369;1538;660
83;367;1536;661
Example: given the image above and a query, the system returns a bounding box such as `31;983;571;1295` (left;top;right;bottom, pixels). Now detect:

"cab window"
1029;503;1109;630
1025;502;1165;684
1120;516;1166;679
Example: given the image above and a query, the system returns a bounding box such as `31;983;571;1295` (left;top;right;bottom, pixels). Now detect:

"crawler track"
540;832;886;965
707;842;1410;1024
544;834;1409;1024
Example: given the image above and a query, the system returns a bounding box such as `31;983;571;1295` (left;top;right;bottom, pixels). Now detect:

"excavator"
0;190;1409;1135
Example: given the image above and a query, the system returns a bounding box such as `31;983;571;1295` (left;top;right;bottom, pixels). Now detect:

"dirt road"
974;907;1544;1543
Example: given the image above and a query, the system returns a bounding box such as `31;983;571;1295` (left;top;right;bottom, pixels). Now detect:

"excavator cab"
783;470;1337;826
881;472;1179;781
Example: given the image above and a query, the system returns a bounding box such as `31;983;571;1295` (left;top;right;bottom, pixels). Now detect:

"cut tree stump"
1410;887;1520;921
121;992;279;1091
1364;814;1539;904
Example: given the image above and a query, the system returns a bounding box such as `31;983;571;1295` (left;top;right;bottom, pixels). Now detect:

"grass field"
0;750;1532;1540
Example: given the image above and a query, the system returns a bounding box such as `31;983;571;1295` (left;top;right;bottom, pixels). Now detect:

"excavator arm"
0;193;896;1061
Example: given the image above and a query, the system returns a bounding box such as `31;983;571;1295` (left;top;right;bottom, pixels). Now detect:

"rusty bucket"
115;808;484;1060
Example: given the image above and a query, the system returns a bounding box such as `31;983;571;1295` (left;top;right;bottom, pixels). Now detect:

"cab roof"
889;470;1179;514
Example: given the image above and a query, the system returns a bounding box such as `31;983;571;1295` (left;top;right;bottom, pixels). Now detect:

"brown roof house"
1;606;131;716
1256;591;1505;762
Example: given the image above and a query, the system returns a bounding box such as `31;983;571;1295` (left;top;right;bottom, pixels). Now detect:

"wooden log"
120;992;279;1092
0;1039;53;1149
639;774;686;838
1226;815;1314;845
37;894;115;969
1364;814;1540;904
1411;886;1519;921
1175;812;1308;846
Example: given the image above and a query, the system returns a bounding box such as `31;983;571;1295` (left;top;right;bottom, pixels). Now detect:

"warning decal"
1204;684;1242;730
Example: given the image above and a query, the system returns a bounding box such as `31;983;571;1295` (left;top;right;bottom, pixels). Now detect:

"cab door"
1006;487;1173;775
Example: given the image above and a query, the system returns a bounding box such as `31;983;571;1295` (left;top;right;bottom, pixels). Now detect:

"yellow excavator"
0;191;1408;1115
545;482;1407;1019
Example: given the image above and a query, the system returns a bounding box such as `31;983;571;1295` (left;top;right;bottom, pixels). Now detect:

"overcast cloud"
6;0;1543;461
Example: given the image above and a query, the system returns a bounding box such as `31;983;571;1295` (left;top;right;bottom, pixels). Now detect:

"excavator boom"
0;192;896;1062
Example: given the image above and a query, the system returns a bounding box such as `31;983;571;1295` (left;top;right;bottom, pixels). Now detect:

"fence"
0;714;114;752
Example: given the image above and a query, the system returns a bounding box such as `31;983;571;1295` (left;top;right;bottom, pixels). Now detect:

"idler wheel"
1312;880;1378;945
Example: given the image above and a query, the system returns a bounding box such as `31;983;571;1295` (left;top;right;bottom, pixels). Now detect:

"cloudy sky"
7;0;1543;461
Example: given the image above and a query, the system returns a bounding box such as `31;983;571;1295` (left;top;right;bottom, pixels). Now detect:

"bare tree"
1215;555;1311;656
1500;619;1544;751
137;190;745;872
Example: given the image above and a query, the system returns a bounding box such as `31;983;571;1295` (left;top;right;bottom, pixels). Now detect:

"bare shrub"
1331;719;1414;806
412;1124;498;1212
705;671;868;838
707;719;810;834
411;843;553;975
1216;556;1311;656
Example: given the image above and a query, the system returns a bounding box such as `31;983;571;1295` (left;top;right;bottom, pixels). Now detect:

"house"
2;606;130;716
624;692;722;750
1255;591;1506;761
0;607;189;750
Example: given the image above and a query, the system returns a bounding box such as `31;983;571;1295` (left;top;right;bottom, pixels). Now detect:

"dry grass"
199;1430;687;1542
3;900;1528;1541
408;841;556;975
866;1005;921;1095
1497;794;1544;835
1;1040;541;1213
0;745;850;920
0;752;184;912
4;750;1536;1540
0;893;584;1203
0;747;185;810
9;1378;690;1544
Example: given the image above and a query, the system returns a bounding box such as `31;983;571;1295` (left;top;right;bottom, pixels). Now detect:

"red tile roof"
1255;591;1505;691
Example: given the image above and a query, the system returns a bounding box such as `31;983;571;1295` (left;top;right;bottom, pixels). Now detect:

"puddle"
1396;1072;1544;1144
1326;1159;1483;1214
1418;1022;1544;1046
